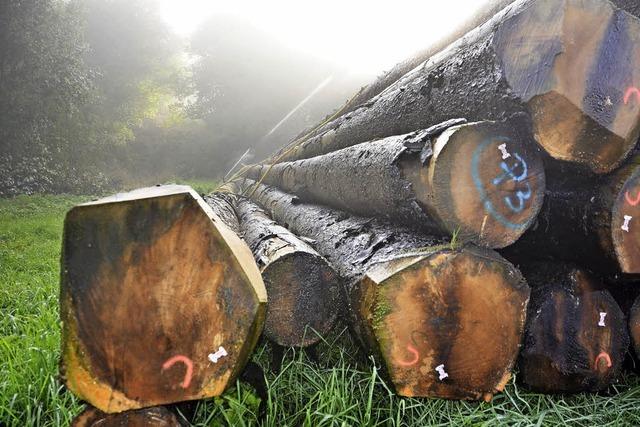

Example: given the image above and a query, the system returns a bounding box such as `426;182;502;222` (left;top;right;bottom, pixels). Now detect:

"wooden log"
248;119;545;249
206;192;341;347
72;406;182;427
503;159;640;274
288;0;514;125
272;0;640;174
60;185;267;413
233;179;530;401
517;263;628;393
630;294;640;361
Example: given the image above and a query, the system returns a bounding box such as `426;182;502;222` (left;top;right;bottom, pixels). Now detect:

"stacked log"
61;0;640;420
517;263;628;392
271;0;640;175
59;186;267;413
247;118;545;248
233;179;530;401
206;192;341;347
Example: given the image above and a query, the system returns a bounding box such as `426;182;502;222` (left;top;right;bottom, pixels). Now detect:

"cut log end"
629;294;640;360
60;185;267;413
404;121;545;249
496;0;640;173
612;166;640;273
352;246;529;400
262;251;341;347
519;268;627;393
72;406;182;427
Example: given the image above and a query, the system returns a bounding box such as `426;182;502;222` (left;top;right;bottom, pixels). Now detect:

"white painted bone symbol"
599;312;607;327
622;215;633;232
498;143;511;160
435;364;449;381
208;346;228;363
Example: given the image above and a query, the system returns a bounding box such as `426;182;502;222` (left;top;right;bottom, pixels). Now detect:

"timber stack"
60;0;640;421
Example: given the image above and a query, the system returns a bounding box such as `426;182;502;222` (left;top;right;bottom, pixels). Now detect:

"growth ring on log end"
612;166;640;273
495;0;640;173
60;185;267;413
352;246;529;400
518;267;627;393
405;120;545;248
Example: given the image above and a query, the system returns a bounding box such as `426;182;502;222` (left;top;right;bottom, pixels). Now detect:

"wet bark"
229;194;342;347
232;179;530;401
272;0;640;174
611;0;640;18
517;263;628;393
248;118;545;248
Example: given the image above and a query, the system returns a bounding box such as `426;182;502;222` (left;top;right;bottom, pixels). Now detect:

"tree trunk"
502;159;640;274
233;179;530;401
517;263;628;393
272;0;640;174
248;119;545;249
289;0;515;126
206;192;342;347
72;406;182;427
60;185;267;413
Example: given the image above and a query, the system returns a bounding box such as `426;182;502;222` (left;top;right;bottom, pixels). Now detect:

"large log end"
406;120;545;248
612;165;640;273
60;185;267;413
496;0;640;173
262;250;341;347
351;246;529;400
519;268;628;393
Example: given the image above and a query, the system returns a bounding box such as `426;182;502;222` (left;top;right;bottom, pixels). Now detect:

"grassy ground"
2;193;640;426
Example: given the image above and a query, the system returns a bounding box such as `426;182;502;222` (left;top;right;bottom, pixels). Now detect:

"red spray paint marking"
162;355;194;389
595;351;613;369
397;345;419;367
624;87;640;105
626;190;640;206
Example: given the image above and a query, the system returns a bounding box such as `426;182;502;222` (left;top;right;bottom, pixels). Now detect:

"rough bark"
206;192;341;347
233;179;530;401
289;0;515;126
272;0;640;174
72;406;182;427
611;0;640;18
60;185;267;413
248;119;545;248
503;159;640;274
517;263;628;393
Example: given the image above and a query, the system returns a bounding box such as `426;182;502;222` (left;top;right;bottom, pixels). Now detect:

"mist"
0;0;508;197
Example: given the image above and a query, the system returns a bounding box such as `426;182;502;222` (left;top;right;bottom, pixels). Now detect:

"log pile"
60;0;640;421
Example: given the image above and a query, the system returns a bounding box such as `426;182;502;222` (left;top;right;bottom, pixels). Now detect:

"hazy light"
160;0;491;74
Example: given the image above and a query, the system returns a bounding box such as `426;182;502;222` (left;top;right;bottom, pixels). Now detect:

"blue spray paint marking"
492;153;531;213
471;138;531;230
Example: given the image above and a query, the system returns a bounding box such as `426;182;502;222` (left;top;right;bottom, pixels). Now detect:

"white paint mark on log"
435;364;449;381
208;346;228;363
498;143;511;160
622;215;633;232
599;312;607;327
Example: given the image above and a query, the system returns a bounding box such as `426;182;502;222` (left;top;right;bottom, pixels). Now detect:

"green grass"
2;194;640;426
